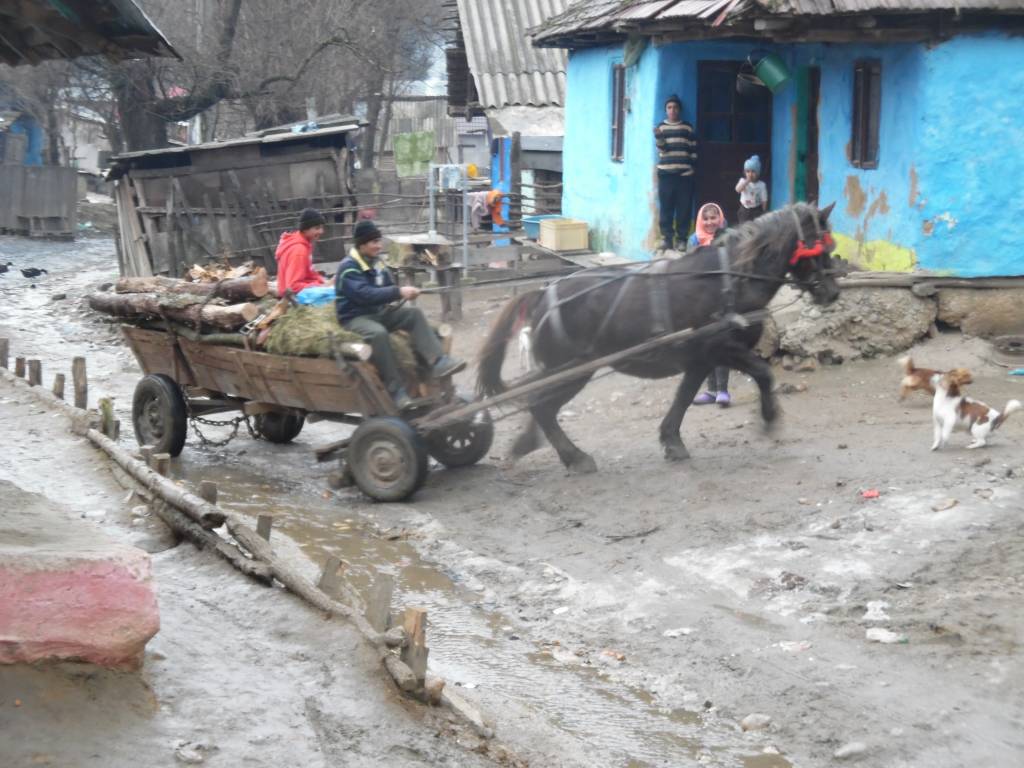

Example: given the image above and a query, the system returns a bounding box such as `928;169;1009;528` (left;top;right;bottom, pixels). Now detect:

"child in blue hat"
736;155;768;224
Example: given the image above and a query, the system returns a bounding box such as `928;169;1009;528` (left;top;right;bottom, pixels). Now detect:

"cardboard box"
539;218;589;251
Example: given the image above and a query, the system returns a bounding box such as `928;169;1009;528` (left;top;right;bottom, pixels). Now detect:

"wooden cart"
121;326;493;502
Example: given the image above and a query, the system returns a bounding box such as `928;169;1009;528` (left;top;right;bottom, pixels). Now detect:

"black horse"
476;202;842;473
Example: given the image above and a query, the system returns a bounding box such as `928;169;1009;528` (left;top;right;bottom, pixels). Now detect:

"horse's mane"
718;202;819;273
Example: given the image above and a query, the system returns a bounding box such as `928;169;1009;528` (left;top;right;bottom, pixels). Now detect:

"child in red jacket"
275;208;326;297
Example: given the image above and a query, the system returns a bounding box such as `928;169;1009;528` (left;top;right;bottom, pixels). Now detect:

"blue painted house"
532;0;1024;277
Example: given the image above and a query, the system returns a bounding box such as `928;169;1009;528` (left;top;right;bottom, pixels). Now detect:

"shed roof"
106;120;361;180
533;0;1024;47
454;0;570;108
0;0;178;66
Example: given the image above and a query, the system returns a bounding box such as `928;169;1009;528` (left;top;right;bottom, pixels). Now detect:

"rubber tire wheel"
426;405;495;468
132;374;188;457
347;417;428;502
253;410;305;443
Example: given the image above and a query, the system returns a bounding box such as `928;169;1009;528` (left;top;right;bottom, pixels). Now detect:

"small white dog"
518;325;534;372
931;371;1021;450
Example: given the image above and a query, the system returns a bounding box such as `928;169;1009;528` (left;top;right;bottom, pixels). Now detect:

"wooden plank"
202;192;226;257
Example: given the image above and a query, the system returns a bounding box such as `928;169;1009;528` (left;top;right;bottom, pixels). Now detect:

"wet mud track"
2;234;1023;767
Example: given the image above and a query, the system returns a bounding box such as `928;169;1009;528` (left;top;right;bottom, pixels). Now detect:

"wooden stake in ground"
317;556;344;595
365;574;395;633
256;514;274;541
153;453;171;477
198;480;218;504
0;338;8;369
400;608;429;685
14;357;25;378
72;356;87;409
98;397;116;438
27;360;41;386
52;373;65;400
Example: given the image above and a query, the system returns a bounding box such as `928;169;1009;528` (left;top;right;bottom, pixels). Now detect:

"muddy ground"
1;231;1022;767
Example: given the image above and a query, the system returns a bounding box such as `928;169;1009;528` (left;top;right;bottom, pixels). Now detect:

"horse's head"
788;202;841;306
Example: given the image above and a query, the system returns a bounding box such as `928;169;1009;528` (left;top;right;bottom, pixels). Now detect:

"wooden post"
256;514;274;541
317;555;344;595
400;607;428;685
0;338;8;369
365;574;395;633
198;480;218;505
140;444;155;467
153;453;171;477
14;357;25;378
52;373;65;399
27;359;41;386
72;356;87;409
98;397;116;438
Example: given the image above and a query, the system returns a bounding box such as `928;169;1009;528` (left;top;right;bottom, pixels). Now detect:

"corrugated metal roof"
456;0;570;108
0;0;178;67
533;0;1024;46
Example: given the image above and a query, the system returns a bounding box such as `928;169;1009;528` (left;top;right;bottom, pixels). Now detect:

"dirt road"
1;232;1022;767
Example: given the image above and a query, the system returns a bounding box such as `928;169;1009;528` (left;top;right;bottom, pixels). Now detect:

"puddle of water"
169;451;793;767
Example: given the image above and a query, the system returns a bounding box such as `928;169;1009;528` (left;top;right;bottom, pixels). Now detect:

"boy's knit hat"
353;219;383;246
298;207;326;231
665;94;682;109
743;155;762;173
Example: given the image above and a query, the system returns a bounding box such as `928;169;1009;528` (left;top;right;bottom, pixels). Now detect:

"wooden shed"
106;119;363;278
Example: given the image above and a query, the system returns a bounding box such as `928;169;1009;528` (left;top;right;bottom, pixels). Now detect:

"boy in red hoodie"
275;208;327;297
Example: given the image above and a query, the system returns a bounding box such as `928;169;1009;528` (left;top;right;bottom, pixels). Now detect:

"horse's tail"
477;289;544;397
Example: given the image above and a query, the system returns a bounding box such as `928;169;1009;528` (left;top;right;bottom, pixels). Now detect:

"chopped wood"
115;270;269;301
383;655;419;692
88;291;258;331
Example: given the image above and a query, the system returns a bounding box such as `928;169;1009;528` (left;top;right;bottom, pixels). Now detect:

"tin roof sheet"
456;0;570;108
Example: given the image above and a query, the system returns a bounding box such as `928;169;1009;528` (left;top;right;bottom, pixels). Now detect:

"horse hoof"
567;455;598;475
664;444;690;462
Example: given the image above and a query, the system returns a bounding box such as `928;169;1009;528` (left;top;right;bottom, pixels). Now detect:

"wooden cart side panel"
177;339;383;415
121;327;196;386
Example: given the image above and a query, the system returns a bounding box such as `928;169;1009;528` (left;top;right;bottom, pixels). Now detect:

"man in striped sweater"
654;94;698;250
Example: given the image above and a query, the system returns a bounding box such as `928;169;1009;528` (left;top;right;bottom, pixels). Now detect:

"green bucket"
754;53;791;93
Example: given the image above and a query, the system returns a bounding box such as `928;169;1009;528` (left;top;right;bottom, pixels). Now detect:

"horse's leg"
530;375;597;474
721;347;779;428
659;365;712;461
509;415;544;460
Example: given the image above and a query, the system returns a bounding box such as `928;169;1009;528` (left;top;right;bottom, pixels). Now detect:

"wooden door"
805;67;820;204
696;61;773;225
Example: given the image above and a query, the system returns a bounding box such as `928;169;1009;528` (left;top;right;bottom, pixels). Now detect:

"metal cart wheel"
132;374;188;457
347;417;428;502
426;404;494;468
253;410;306;443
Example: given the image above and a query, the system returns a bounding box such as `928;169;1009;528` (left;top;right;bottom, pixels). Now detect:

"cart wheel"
253;410;305;443
426;405;494;468
347;417;428;502
132;374;188;457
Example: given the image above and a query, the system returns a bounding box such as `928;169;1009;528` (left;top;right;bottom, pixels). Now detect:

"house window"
611;64;626;161
851;59;881;169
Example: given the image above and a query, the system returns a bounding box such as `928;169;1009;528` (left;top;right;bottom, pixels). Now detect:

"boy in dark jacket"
335;220;465;409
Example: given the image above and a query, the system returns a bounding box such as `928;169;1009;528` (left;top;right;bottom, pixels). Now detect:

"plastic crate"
522;214;563;240
539;218;589;251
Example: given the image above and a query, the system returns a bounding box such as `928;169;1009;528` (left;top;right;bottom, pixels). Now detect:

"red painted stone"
0;547;160;669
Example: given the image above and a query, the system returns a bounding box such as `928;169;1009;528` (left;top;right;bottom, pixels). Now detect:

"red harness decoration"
789;231;834;266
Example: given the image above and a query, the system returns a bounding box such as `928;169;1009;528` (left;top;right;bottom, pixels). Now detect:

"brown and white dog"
898;356;973;400
931;370;1021;450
